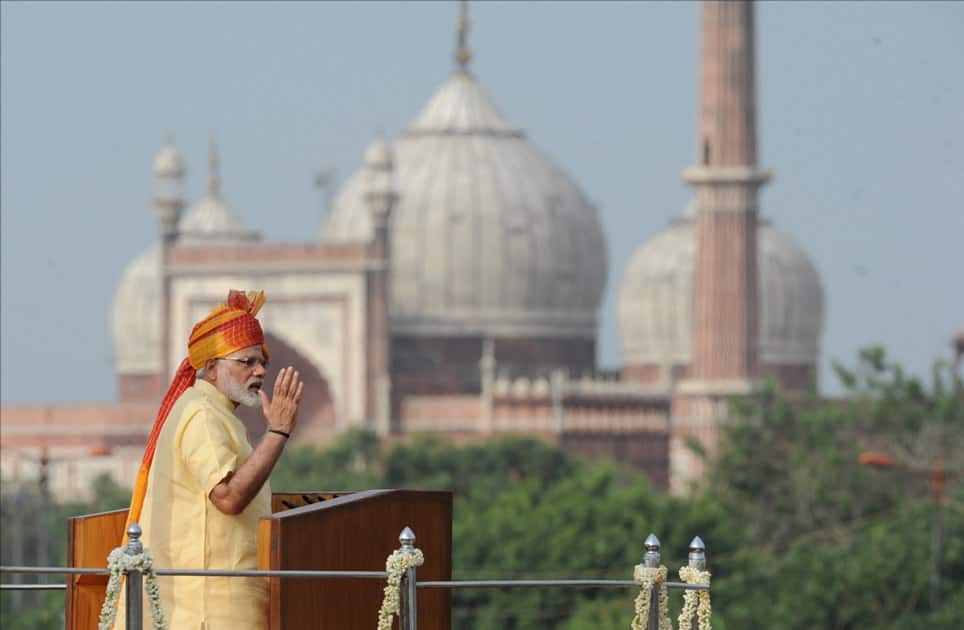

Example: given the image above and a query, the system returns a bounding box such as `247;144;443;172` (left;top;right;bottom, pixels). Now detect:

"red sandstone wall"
624;362;814;392
0;403;155;449
397;395;482;433
621;364;689;385
117;373;164;403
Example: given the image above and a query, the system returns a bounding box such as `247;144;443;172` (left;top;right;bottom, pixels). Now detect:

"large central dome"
323;69;608;339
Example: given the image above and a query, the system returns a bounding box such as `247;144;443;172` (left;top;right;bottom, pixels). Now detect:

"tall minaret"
671;0;769;494
363;133;398;436
686;0;768;380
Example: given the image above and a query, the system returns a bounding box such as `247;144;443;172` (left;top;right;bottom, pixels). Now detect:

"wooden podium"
65;489;452;629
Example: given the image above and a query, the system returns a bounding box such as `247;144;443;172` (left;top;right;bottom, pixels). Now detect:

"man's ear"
203;358;220;382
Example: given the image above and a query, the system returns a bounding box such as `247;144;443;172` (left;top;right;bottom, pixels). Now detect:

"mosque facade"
1;1;823;497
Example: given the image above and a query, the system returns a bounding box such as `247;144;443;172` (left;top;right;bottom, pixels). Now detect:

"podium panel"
261;489;452;630
66;508;128;630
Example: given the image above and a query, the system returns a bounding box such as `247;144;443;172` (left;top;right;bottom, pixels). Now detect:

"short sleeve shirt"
120;379;271;630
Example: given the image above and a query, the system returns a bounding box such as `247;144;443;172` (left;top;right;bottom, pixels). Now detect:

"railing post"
125;523;144;630
681;536;707;629
643;533;661;630
398;526;418;630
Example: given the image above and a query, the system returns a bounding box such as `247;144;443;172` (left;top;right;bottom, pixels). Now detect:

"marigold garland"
677;565;711;630
98;547;167;630
630;564;671;630
375;547;425;630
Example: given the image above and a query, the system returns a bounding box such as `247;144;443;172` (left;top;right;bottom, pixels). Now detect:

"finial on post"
688;536;706;570
126;523;144;555
643;533;661;568
399;526;416;550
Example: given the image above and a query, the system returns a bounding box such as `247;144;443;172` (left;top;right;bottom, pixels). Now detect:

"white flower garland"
375;547;424;630
677;566;711;630
631;564;671;630
98;547;167;630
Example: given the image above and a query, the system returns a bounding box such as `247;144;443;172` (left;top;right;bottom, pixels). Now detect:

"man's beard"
219;371;264;408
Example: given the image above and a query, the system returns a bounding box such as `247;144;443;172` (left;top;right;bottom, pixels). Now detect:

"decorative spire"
207;134;221;196
454;0;471;71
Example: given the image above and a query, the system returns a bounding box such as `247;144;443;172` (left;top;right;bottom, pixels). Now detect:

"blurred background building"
1;1;825;496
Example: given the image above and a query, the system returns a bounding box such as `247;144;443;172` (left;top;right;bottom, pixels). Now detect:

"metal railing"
1;523;710;630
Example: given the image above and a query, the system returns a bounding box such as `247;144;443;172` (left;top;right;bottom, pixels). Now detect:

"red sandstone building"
1;1;823;497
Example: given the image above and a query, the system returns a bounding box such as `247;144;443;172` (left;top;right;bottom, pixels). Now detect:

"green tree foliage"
384;433;576;497
269;428;384;491
706;348;964;629
450;462;733;629
1;473;129;630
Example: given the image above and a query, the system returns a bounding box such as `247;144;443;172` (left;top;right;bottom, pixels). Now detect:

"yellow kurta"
118;379;271;629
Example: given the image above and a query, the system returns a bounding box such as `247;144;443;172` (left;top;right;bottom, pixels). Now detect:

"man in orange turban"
117;290;303;630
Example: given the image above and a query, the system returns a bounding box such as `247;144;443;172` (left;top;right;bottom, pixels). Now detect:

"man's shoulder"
171;386;223;425
173;385;207;411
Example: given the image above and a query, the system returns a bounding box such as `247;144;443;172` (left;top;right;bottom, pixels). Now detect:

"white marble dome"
618;213;824;367
323;70;608;339
177;192;259;245
112;245;162;374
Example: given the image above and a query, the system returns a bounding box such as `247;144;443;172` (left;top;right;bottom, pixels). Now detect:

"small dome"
364;134;393;170
177;193;259;244
177;138;259;244
112;245;162;374
618;214;823;367
153;143;184;178
617;219;695;365
323;71;607;339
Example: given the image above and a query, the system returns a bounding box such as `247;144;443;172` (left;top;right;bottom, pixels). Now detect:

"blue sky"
1;1;962;404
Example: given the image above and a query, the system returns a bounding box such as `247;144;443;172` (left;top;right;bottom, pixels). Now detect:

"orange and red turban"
125;290;269;533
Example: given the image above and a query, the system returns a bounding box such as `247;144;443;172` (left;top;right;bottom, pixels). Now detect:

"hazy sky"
1;1;962;404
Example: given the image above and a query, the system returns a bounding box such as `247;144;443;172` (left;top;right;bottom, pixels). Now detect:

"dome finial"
454;0;471;71
207;134;221;196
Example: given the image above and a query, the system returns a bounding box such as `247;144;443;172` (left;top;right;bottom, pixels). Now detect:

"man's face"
207;345;268;408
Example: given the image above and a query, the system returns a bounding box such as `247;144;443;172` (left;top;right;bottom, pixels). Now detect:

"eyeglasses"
217;356;269;369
